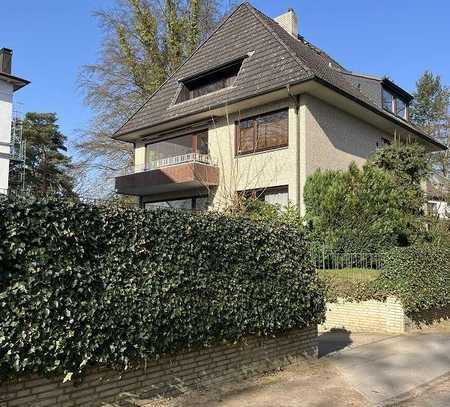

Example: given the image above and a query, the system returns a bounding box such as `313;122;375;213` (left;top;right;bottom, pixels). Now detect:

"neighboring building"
426;173;449;219
114;3;446;213
0;48;29;195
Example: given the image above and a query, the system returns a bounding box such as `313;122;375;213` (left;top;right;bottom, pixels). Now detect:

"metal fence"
122;153;216;176
310;245;384;283
310;246;383;271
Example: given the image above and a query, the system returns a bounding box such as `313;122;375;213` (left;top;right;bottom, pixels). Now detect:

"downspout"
287;84;301;209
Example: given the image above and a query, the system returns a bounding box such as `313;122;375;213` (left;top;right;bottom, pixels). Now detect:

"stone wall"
0;326;317;407
320;297;406;334
320;298;450;334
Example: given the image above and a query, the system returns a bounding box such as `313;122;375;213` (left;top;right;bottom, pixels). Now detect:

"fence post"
322;243;325;270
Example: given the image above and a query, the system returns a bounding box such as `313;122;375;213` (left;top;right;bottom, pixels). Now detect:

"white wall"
0;80;14;193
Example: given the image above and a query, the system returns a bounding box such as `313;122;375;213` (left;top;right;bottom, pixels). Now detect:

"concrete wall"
0;80;14;193
134;142;146;169
0;326;317;407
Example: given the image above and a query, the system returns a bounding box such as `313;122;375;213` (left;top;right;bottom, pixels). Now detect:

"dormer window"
382;87;408;119
177;58;244;103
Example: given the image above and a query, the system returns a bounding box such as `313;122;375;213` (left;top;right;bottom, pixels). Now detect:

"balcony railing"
122;153;216;176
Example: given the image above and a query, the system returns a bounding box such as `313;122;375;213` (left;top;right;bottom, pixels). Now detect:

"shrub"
304;143;432;253
0;197;324;380
377;244;450;313
240;197;303;229
304;163;423;253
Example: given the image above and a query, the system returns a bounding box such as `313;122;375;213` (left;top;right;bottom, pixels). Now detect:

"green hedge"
0;198;324;380
377;244;450;313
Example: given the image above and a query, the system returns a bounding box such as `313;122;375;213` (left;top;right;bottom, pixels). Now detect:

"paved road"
119;331;450;407
329;333;450;405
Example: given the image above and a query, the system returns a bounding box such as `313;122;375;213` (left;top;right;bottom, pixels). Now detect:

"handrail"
122;153;216;176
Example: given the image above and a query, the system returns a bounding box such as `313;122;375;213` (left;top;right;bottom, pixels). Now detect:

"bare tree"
76;0;233;197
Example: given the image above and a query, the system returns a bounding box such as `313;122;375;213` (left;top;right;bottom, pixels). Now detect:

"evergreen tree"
304;144;430;252
410;71;450;177
17;113;75;197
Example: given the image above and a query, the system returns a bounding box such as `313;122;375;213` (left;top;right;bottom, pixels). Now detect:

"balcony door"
146;131;209;169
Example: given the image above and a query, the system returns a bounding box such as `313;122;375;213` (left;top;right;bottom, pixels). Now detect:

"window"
146;134;193;165
145;196;208;211
197;132;209;155
263;188;289;207
241;186;289;208
177;60;243;103
382;89;394;112
382;88;408;119
145;131;208;169
396;98;407;118
236;110;288;155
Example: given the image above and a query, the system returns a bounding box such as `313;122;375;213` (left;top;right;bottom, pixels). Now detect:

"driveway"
328;330;450;406
113;331;450;407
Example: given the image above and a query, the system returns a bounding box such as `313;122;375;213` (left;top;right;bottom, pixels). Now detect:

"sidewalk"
112;331;450;407
332;333;450;405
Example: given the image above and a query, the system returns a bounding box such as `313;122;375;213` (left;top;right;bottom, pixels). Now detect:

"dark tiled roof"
116;3;312;136
114;2;443;150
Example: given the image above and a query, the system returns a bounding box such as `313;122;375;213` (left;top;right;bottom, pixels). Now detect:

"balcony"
115;153;219;196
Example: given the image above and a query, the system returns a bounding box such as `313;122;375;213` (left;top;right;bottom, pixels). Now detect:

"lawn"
318;268;381;282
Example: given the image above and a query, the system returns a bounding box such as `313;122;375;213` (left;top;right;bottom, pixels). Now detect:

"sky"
1;0;450;157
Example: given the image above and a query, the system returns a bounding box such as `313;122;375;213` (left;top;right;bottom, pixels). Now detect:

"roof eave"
382;77;414;102
113;74;446;152
313;76;446;151
0;72;30;91
112;77;315;141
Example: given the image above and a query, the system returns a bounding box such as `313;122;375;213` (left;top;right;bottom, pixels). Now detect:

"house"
426;173;449;219
113;3;446;213
0;48;29;195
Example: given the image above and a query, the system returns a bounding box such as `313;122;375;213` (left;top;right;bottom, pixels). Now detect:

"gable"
115;3;311;137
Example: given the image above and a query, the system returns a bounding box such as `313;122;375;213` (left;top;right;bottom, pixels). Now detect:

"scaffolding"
9;113;26;193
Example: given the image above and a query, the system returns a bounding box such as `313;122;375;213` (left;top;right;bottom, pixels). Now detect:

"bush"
377;244;450;313
240;197;303;229
0;197;324;380
304;163;423;253
304;143;432;253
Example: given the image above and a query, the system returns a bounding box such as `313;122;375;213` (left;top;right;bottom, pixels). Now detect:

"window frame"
382;87;408;120
144;195;209;211
176;59;244;104
240;185;289;206
144;130;209;169
235;109;289;156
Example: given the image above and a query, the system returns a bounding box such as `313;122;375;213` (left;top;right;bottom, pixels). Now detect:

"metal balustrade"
122;153;216;176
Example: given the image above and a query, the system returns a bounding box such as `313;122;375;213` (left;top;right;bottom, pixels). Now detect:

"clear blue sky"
1;0;449;156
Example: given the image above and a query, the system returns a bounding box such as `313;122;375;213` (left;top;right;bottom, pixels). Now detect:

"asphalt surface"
328;332;450;405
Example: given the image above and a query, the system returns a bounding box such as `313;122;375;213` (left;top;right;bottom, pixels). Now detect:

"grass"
317;268;381;282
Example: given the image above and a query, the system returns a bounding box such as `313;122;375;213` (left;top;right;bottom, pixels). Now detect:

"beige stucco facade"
133;92;393;212
208;98;300;209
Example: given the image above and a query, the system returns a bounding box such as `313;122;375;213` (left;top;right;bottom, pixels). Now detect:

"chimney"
275;8;298;37
0;48;12;74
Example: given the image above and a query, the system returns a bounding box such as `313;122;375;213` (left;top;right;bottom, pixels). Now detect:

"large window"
241;186;289;208
177;60;243;103
382;88;408;119
146;131;208;168
145;196;209;211
236;110;289;155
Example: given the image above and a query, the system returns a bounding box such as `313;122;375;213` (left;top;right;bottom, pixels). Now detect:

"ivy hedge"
0;198;324;380
377;244;450;314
